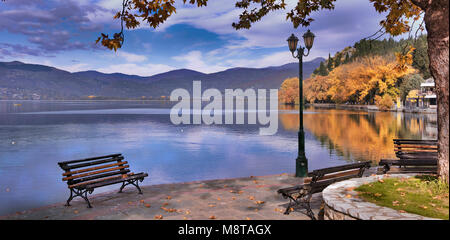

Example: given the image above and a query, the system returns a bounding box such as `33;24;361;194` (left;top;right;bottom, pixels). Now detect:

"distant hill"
0;58;324;100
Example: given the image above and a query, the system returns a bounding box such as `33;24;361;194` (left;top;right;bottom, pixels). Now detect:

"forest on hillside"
279;35;430;110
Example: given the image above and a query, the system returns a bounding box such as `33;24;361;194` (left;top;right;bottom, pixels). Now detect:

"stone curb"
322;174;439;220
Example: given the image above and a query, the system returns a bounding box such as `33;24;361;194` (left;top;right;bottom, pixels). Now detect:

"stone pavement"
1;173;325;220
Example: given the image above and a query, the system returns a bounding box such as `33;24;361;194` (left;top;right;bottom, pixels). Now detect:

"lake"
0;100;437;215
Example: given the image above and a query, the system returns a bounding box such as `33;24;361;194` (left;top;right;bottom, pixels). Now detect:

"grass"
355;175;449;219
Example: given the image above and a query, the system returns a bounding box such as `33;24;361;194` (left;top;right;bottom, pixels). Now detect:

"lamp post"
287;30;315;177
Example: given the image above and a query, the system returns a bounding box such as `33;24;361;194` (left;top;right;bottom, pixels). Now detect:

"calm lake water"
0;100;437;215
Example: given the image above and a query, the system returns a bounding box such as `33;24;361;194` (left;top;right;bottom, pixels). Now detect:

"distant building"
405;78;437;109
419;78;437;108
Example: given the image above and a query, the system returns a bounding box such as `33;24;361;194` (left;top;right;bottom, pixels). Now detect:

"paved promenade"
2;174;325;220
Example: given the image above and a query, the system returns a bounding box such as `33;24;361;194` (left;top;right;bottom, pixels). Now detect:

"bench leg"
64;188;93;208
118;179;143;194
65;189;74;206
283;193;316;220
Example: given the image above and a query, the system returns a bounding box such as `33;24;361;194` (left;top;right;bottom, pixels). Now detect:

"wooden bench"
58;153;148;208
377;159;437;175
277;161;371;220
393;139;438;160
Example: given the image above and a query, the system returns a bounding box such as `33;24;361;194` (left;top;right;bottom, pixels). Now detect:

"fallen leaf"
238;190;244;194
185;210;191;215
255;201;265;204
246;217;251;220
345;194;352;199
73;210;79;214
162;202;169;206
208;204;216;208
392;201;400;206
374;193;382;197
166;196;172;200
399;210;406;213
231;197;236;200
139;200;145;203
154;215;163;220
217;197;221;201
345;187;356;192
248;196;255;200
378;179;385;183
209;215;216;219
144;203;151;208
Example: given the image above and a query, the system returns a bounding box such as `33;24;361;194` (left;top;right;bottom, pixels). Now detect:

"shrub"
375;95;394;111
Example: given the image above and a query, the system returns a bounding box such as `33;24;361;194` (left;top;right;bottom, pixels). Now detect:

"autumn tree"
279;77;299;105
399;73;424;104
307;55;415;105
327;53;333;71
98;0;447;183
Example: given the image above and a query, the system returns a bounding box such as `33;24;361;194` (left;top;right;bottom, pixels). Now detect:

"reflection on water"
280;106;436;162
0;101;436;215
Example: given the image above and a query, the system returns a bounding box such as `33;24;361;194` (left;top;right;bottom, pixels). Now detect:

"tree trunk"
412;0;449;183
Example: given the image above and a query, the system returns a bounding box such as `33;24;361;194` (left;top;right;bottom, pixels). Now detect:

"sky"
0;0;412;76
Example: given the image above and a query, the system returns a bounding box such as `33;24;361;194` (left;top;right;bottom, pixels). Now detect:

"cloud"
96;63;176;76
172;50;228;73
0;43;47;57
173;49;310;73
0;0;109;54
116;51;148;62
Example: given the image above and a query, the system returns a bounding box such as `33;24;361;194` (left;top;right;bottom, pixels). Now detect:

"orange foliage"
304;56;415;104
278;77;299;105
375;95;394;111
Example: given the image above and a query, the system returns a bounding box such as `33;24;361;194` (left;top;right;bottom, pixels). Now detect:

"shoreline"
306;103;437;114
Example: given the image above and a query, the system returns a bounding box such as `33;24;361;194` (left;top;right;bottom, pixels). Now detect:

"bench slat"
395;145;437;149
62;161;128;176
61;156;124;170
70;169;130;185
62;165;129;181
310;161;370;176
379;167;437;174
58;153;122;165
85;172;148;190
69;173;135;188
304;169;360;184
379;159;437;166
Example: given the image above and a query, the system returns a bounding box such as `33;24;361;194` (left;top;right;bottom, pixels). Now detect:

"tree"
318;61;328;76
412;35;431;79
327;53;333;71
399;73;424;104
344;52;350;64
279;77;299;105
96;0;447;183
334;54;341;68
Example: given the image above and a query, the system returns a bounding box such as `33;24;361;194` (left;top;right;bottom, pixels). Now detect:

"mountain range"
0;57;324;100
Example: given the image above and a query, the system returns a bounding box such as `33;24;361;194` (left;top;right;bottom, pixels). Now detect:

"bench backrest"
304;161;371;193
393;139;438;159
58;154;132;189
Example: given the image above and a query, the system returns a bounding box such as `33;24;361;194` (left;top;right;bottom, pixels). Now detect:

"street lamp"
287;30;315;177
